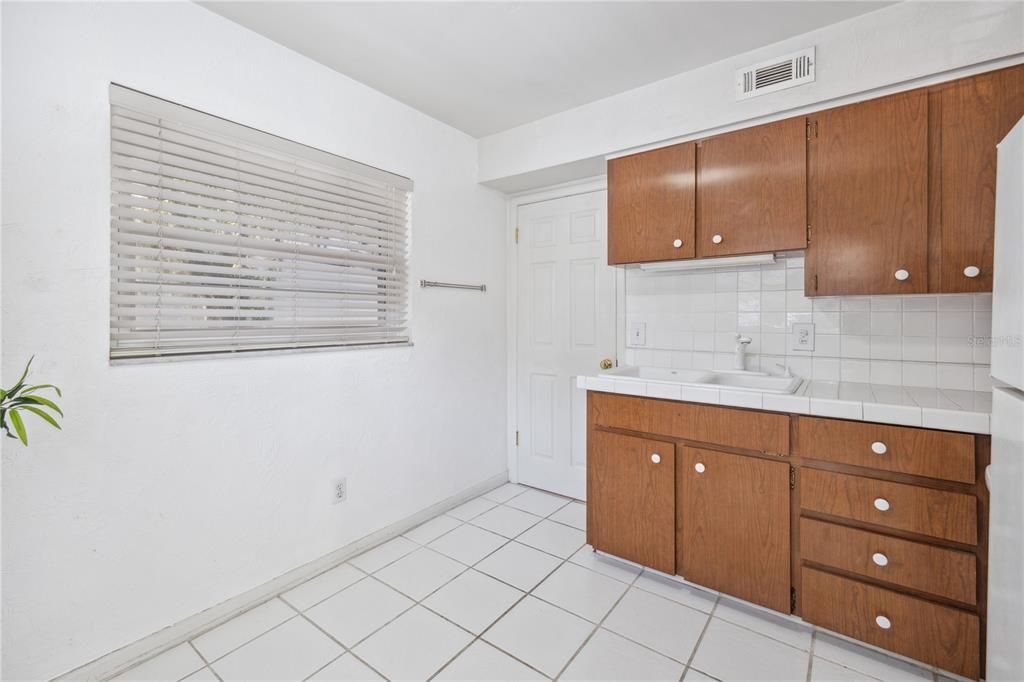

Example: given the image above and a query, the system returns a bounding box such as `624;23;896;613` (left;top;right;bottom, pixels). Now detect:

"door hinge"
515;430;520;447
806;120;818;141
791;587;797;612
790;466;797;490
515;227;520;244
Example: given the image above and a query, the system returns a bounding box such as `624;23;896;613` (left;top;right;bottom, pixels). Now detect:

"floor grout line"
425;517;582;681
805;629;818;682
680;594;722;681
550;564;645;680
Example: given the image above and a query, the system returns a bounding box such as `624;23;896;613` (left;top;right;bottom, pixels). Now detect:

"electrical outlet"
791;323;815;351
630;322;647;346
332;477;348;504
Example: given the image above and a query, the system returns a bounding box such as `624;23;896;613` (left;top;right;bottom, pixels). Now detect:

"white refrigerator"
988;116;1024;681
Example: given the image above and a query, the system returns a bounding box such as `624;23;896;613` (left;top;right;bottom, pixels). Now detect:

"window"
109;85;412;360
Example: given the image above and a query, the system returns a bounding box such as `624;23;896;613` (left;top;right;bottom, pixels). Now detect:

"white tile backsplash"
624;253;992;390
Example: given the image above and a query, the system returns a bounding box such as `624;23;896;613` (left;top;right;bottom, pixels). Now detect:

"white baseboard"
55;472;510;682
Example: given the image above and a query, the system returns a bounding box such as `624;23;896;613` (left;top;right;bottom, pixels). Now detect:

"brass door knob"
599;358;613;370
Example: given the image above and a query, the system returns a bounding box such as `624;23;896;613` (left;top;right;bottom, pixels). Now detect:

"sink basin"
702;371;803;394
599;366;802;395
600;366;712;383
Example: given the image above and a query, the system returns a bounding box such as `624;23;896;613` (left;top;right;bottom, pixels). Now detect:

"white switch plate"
630;322;647;346
791;322;815;351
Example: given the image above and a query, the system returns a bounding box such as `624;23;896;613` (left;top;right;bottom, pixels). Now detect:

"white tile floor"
111;484;952;682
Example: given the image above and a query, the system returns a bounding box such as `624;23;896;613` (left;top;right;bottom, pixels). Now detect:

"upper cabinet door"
806;90;929;296
608;142;696;264
930;65;1024;293
696;117;807;258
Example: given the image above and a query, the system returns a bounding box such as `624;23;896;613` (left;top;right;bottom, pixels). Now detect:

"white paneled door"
516;191;616;499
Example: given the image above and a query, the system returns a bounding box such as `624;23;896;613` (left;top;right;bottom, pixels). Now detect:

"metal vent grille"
736;48;815;100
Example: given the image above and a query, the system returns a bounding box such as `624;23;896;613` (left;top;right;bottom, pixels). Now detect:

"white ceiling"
201;1;894;138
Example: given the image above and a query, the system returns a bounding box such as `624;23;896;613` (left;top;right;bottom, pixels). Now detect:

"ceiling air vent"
736;47;815;100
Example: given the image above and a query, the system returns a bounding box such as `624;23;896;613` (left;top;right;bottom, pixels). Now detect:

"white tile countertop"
577;374;992;434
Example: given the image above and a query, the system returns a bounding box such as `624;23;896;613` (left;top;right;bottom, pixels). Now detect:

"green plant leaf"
22;384;62;398
5;356;34;396
13;395;63;416
9;410;27;445
18;405;61;430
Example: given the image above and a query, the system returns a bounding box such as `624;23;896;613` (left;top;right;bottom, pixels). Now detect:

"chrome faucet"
734;334;752;371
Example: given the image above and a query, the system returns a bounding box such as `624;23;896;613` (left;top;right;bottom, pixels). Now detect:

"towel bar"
419;280;486;292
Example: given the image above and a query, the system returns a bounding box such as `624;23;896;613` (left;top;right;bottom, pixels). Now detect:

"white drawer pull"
875;615;892;630
872;552;889;567
712;234;723;244
694;462;706;473
894;269;910;281
873;498;891;512
871;441;887;455
964;265;980;278
651;453;661;464
673;239;683;248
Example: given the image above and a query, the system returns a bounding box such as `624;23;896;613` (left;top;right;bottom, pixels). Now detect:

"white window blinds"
109;84;412;360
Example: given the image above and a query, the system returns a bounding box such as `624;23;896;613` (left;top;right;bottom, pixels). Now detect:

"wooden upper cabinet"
929;64;1024;293
587;430;676;574
678;447;791;612
696;117;808;257
607;142;696;264
806;89;930;296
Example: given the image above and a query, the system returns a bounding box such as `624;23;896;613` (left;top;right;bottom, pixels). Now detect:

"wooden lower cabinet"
586;392;987;678
587;430;676;573
800;518;977;605
800;468;978;545
801;568;980;679
678;447;791;612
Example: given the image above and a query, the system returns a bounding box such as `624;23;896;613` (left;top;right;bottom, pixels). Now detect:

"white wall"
0;3;507;680
479;1;1024;191
624;254;992;392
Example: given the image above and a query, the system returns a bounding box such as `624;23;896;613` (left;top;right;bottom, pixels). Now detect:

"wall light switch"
791;323;815;351
630;322;647;346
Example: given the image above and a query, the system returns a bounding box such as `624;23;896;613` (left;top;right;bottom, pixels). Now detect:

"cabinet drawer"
801;469;977;545
802;567;979;679
797;417;975;483
590;393;789;454
800;518;977;605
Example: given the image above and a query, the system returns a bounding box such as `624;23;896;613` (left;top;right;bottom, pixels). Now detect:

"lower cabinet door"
679;447;791;612
587;431;676;573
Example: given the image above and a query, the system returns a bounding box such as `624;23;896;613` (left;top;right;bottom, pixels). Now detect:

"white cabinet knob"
873;498;891;512
964;265;980;278
872;552;889;567
694;462;706;473
871;441;887;455
673;239;683;248
875;615;892;630
894;269;910;281
651;453;661;464
712;234;723;244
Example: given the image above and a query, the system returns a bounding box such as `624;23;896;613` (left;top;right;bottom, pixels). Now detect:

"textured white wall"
479;1;1024;190
0;3;507;680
